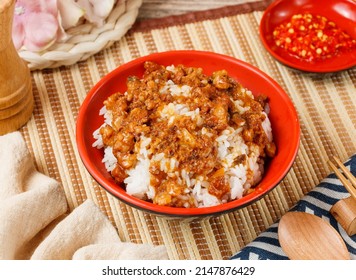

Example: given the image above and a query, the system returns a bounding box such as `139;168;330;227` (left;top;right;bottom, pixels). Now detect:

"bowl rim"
259;0;356;73
76;50;301;217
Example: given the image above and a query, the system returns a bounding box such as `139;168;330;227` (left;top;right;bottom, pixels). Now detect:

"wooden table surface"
138;0;258;19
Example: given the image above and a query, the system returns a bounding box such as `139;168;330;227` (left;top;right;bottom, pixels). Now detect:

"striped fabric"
232;154;356;260
19;0;355;260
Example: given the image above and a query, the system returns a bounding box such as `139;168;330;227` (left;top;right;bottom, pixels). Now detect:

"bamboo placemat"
19;0;356;260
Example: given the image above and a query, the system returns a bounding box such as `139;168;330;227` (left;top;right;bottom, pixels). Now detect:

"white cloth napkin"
0;131;168;260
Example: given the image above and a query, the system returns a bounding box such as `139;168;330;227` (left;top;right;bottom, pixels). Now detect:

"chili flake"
272;13;356;62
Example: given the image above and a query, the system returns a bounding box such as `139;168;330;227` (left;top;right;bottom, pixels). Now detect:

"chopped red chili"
272;13;356;62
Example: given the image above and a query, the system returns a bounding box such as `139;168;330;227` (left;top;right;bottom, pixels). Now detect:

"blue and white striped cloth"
231;154;356;260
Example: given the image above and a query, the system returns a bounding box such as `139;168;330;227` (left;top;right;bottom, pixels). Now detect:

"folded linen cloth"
0;131;168;260
231;154;356;260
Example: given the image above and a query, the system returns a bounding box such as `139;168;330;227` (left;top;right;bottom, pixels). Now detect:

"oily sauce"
273;13;356;62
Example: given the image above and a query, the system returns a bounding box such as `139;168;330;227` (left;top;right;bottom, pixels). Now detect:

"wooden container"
0;0;33;135
330;196;356;236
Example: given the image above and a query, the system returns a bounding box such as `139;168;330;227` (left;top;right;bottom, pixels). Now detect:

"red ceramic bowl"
76;50;300;217
260;0;356;73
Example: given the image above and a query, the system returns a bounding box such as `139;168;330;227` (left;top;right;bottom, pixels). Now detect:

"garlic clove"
57;0;85;30
76;0;115;26
12;17;25;50
23;12;59;52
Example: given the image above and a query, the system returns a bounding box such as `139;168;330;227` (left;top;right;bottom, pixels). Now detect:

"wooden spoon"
278;212;350;260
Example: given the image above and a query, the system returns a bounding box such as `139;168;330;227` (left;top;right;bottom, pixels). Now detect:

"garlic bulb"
12;0;118;52
12;0;66;51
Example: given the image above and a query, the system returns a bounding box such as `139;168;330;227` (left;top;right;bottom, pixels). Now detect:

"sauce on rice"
94;62;276;208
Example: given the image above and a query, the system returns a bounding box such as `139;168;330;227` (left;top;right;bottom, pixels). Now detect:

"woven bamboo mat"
19;0;356;260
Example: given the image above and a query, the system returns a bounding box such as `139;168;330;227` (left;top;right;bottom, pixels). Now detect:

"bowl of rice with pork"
76;50;300;217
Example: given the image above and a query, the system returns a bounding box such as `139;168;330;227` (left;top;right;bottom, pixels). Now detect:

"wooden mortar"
0;0;33;135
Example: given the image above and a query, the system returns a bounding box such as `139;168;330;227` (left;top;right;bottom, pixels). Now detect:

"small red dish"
76;50;300;218
260;0;356;72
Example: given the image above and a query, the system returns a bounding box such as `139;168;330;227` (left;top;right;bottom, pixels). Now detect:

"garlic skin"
75;0;116;26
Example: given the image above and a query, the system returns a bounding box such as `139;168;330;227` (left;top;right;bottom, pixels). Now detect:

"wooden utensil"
331;197;356;236
328;156;356;200
0;0;33;135
278;212;350;260
328;156;356;236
